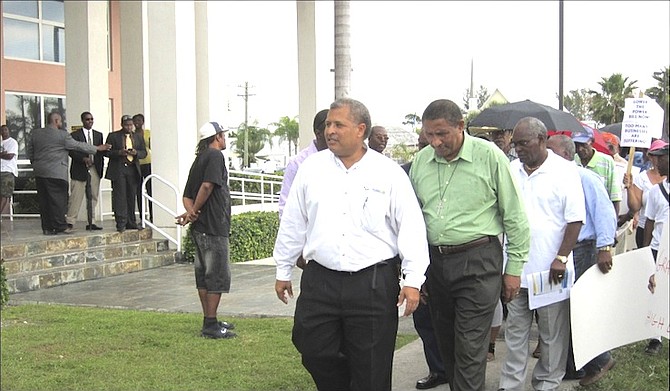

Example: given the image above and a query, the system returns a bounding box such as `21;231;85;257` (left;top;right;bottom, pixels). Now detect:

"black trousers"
427;238;502;391
292;259;400;391
35;176;69;232
413;299;446;377
137;163;152;221
112;165;139;230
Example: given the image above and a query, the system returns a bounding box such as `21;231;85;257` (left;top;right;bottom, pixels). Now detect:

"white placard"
646;219;670;339
571;247;657;369
620;96;664;148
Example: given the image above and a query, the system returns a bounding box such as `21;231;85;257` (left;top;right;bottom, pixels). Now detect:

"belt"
430;236;496;255
311;255;400;275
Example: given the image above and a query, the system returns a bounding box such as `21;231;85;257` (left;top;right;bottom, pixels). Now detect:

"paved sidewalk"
9;260;578;391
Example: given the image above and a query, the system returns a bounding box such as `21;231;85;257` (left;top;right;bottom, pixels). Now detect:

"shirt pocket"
361;187;390;233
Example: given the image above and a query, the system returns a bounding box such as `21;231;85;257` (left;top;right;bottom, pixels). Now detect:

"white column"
120;1;149;123
194;1;210;128
296;1;317;149
145;1;197;234
64;1;110;134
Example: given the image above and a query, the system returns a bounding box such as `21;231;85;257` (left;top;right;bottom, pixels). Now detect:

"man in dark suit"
105;115;147;232
66;111;105;230
27;111;111;235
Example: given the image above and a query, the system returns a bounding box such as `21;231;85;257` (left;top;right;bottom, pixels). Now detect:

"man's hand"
96;143;111;152
397;286;420;316
275;280;293;304
648;274;656;294
296;255;307;270
596;249;613;274
83;156;93;168
550;259;567;285
175;212;190;226
502;274;521;303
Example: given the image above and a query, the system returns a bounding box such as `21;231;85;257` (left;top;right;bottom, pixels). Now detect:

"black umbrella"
468;99;585;134
598;123;621;138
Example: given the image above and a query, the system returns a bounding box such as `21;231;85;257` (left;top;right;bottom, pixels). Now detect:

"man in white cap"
177;122;236;339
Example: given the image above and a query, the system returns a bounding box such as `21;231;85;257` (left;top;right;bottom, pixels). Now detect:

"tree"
232;122;273;166
563;89;592;121
334;1;351;99
462;85;490;111
645;66;669;139
589;73;637;125
271;116;299;157
388;143;415;164
402;113;421;132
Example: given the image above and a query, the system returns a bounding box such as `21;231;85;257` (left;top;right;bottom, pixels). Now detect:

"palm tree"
589;73;637;125
402;113;421;132
233;123;273;166
272;116;300;157
645;66;669;139
334;1;351;99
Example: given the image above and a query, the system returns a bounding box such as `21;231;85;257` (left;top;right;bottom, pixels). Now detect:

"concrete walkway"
9;259;578;391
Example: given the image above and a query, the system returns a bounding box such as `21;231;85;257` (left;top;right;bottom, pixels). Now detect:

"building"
1;1;320;229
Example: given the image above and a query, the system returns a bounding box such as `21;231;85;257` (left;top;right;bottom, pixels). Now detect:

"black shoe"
117;227;126;233
126;223;139;230
563;369;585;380
43;229;56;235
416;373;447;390
645;339;662;355
218;320;235;330
67;224;73;229
86;224;103;231
201;325;237;339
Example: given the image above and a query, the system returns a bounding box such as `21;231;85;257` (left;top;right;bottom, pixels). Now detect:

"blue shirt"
576;166;617;247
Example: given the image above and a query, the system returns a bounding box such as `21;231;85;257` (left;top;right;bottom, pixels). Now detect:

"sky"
209;1;670;131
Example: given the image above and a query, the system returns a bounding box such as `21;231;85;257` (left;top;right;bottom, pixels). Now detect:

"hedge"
0;260;8;308
182;211;279;263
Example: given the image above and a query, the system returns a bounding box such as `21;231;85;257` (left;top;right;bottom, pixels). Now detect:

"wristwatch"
597;245;613;252
555;255;568;264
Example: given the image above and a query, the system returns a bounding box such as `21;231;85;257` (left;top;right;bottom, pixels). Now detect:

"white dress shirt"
644;179;669;251
510;150;586;288
274;148;430;289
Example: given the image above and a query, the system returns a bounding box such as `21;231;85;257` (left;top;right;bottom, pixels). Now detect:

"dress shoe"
43;229;56;235
579;358;615;386
125;223;139;230
563;369;585;380
86;224;103;231
416;373;447;390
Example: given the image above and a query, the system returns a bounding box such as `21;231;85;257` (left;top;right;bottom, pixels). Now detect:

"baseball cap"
313;109;329;133
121;114;133;123
198;121;226;141
571;126;593;144
648;139;669;156
601;132;619;147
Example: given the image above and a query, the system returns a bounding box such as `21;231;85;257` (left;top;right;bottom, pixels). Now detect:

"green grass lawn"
1;304;417;391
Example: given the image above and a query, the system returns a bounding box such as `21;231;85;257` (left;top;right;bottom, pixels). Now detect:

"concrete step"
1;227;178;294
6;251;176;293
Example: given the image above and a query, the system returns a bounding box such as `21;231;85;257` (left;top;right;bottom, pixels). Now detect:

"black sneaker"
201;326;237;339
218;320;235;330
644;339;662;355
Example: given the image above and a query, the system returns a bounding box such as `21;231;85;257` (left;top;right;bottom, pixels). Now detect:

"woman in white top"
623;139;668;248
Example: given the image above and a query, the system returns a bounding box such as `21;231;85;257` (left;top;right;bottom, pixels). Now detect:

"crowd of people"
271;97;668;391
1;112;153;235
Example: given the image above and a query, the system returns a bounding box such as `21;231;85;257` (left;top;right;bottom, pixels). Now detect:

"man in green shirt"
409;99;530;391
573;130;622;215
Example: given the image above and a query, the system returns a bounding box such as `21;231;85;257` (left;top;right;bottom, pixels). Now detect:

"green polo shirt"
575;150;622;202
409;133;530;276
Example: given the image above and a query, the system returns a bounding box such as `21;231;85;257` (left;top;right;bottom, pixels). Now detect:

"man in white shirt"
273;98;429;391
642;143;669;356
1;124;18;217
499;117;585;391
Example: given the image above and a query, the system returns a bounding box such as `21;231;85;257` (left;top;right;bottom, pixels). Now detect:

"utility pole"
237;82;254;168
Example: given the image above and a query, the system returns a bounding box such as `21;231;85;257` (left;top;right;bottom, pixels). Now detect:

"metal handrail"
141;174;181;253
